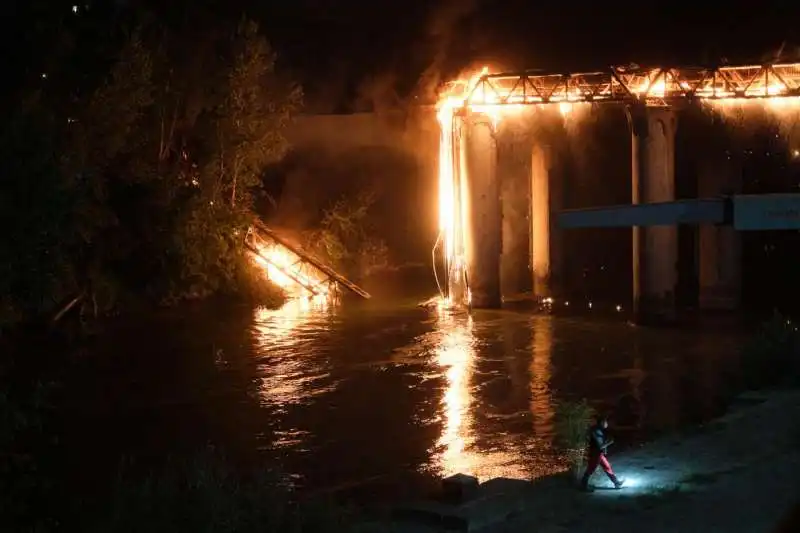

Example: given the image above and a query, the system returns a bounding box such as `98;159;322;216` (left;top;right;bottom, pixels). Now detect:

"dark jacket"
587;424;611;455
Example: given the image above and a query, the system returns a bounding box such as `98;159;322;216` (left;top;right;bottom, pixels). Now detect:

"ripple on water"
251;303;340;411
109;300;746;498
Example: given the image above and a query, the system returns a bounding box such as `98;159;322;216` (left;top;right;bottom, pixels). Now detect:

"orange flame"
434;64;800;308
251;242;331;302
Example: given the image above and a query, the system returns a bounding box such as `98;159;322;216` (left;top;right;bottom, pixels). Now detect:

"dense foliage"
553;398;595;480
302;190;391;282
0;9;300;329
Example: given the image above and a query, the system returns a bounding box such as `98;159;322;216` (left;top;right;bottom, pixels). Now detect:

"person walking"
580;414;624;492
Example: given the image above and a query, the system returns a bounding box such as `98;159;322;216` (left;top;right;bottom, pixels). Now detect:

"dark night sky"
7;1;800;105
232;2;800;106
250;2;800;73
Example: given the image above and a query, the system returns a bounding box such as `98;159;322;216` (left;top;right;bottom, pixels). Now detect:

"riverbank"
384;388;800;532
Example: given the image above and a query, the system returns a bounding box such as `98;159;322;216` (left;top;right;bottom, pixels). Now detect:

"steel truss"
244;223;371;300
455;63;800;107
246;230;335;298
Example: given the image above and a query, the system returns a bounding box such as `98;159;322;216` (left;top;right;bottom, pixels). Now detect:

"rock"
478;477;531;495
442;473;480;504
392;501;469;531
457;490;528;531
391;476;531;532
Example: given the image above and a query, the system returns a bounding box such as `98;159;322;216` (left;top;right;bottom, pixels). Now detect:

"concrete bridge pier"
629;105;678;323
530;144;563;299
499;143;534;297
464;114;502;308
698;155;742;311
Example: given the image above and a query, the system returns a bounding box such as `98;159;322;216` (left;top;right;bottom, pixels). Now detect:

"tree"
166;18;301;302
63;29;156;314
303;190;390;281
0;13;300;327
211;19;302;209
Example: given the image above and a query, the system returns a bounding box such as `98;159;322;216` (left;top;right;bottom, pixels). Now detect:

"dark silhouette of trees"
0;5;300;329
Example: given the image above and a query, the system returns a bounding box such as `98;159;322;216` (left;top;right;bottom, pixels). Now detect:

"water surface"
63;298;743;499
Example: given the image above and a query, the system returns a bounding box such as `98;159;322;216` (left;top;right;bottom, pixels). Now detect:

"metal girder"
557;198;729;228
733;193;800;230
457;63;800;107
248;222;371;299
557;194;800;230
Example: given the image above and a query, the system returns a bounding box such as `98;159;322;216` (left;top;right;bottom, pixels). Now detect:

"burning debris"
245;222;370;302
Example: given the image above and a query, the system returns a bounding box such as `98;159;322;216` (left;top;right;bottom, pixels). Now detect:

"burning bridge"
435;63;800;321
245;221;371;303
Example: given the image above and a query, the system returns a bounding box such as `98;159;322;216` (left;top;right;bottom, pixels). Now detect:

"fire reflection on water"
430;308;563;481
254;295;331;341
432;302;477;478
252;297;334;416
529;317;554;440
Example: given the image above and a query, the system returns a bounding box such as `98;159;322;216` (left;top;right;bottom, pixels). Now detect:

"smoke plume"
413;0;478;102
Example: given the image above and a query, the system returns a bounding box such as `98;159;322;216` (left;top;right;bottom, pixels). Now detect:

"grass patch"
92;451;356;533
553;399;595;482
740;312;800;390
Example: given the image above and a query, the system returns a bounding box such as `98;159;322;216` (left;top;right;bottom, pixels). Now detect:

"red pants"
581;452;616;484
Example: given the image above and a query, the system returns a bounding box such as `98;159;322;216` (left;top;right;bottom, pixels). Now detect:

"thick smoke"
413;0;478;101
708;100;800;150
355;0;478;110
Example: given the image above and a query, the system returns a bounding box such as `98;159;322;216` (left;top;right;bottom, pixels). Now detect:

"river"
61;297;743;502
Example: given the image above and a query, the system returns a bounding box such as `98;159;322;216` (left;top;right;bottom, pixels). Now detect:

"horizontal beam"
733;193;800;230
557;198;728;228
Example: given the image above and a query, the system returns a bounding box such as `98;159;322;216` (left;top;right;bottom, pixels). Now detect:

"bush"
0;376;57;532
553;399;594;481
95;450;353;533
741;312;800;389
230;254;286;307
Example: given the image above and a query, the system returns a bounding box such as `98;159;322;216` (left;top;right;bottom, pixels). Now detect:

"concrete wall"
286;110;439;154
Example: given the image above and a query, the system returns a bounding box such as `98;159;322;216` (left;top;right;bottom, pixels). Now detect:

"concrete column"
531;144;562;298
629;105;678;322
698;156;742;311
464;115;501;308
500;143;533;297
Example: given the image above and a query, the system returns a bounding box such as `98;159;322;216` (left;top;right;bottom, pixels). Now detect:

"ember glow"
433;62;800;308
251;242;333;303
462;64;800;107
